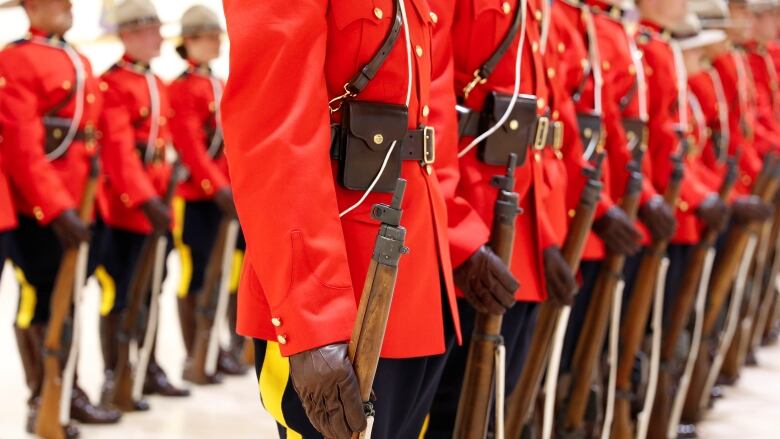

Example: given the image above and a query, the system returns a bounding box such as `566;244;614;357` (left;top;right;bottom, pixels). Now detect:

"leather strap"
456;107;561;149
473;0;525;85
344;0;403;96
330;125;435;163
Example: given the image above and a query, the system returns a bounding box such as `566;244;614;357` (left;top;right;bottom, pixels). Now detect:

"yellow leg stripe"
258;341;303;439
177;243;194;299
230;250;244;294
419;414;430;438
95;266;116;316
13;267;37;329
172;196;185;244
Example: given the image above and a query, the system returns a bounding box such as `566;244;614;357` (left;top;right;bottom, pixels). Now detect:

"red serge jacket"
221;0;461;358
169;63;230;201
98;56;173;235
0;29;101;226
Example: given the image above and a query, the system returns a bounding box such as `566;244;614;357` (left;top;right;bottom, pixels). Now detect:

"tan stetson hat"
671;12;727;50
689;0;750;28
114;0;160;31
180;5;222;37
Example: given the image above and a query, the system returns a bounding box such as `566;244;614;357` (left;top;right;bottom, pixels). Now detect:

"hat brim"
676;29;727;50
699;17;752;29
0;0;21;8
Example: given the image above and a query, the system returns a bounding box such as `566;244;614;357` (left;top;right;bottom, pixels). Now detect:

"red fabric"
222;0;459;358
0;160;15;232
97;56;172;234
0;29;101;226
744;43;780;155
169;66;230;201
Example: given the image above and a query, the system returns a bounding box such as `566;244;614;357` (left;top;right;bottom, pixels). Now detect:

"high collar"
186;60;212;76
640;19;672;41
26;27;66;45
119;54;152;74
585;0;625;19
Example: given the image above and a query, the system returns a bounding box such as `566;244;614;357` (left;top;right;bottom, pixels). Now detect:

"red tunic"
0;160;15;232
222;0;460;358
0;29;101;226
97;56;173;235
169;63;230;201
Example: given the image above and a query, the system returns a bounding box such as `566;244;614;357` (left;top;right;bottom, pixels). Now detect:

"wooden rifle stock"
504;152;606;439
562;152;646;434
111;162;184;411
611;147;686;439
454;155;521;439
36;157;100;439
186;218;230;384
749;202;780;353
348;180;409;439
682;156;780;423
647;159;739;439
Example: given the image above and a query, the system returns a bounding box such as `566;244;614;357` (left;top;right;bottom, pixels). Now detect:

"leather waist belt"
43;118;96;157
330;124;436;164
456;106;563;150
135;142;166;164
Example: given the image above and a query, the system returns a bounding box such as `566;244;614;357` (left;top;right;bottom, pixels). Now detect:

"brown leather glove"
732;195;773;224
696;194;730;231
543;246;577;306
454;245;519;314
214;187;238;218
141;197;171;232
51;209;90;248
638;195;677;242
289;344;366;439
593;206;642;256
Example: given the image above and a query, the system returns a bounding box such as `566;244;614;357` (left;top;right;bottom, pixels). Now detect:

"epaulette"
587;2;627;21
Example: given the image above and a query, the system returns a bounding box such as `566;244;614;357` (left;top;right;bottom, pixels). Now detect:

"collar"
186;60;212;76
585;0;626;20
639;19;672;41
118;54;152;74
26;27;67;46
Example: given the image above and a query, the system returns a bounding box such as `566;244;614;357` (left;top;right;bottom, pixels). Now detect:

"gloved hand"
592;206;642;255
454;245;519;314
638;195;677;242
543;246;577;305
141;197;171;232
214;187;238;218
51;209;90;248
696;194;730;232
732;195;773;224
289;344;367;439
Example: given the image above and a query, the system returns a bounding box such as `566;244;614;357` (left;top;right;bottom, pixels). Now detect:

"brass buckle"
422;126;436;165
462;70;487;100
534;116;550;151
552;121;564;150
328;84;356;114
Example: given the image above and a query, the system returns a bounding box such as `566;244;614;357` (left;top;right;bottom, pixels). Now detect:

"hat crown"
689;0;730;19
181;5;221;36
115;0;159;27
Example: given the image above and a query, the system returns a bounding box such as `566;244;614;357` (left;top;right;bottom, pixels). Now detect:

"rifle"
647;158;738;439
610;146;686;439
560;150;647;437
348;179;409;439
454;155;521;439
111;162;184;411
681;157;780;424
749;201;780;353
185;217;240;383
504;152;606;439
36;157;100;439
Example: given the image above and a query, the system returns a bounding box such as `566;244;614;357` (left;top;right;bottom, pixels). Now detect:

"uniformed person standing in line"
220;0;518;438
0;0;122;434
95;0;189;405
0;144;14;267
169;4;246;382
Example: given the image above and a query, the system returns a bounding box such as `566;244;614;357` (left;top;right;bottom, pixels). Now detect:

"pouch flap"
346;100;409;152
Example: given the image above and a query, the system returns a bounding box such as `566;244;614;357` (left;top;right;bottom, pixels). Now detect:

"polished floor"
1;257;780;438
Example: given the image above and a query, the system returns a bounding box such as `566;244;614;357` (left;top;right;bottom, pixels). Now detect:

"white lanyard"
708;68;730;163
207;75;225;158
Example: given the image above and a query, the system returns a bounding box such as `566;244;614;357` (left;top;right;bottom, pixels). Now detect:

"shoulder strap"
462;0;525;97
345;0;403;96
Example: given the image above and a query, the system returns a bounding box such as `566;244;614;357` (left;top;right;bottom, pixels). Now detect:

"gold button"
159;116;167;126
537;98;545;110
552;110;559;120
429;11;438;24
583;127;593;138
156;138;165;147
86;140;96;152
120;193;131;205
201;179;213;192
271;317;282;327
415;45;423;58
374;7;383;19
99;81;109;92
53;128;63;139
140;107;149;117
86;93;96;104
534;153;541;163
534;9;543;21
0;77;6;88
678;200;689;212
568;209;576;218
422;105;430;117
602;60;611;71
277;334;287;345
373;134;384;145
502;1;511;14
425;164;433;175
547;67;555;79
33;207;44;221
208;102;217;113
62;80;71;90
557;42;565;54
628;64;637;76
741;174;752;185
509;120;519;130
532;41;539;53
581;59;589;70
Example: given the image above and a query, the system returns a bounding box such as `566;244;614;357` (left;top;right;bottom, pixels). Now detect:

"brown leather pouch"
337;100;408;193
622;117;646;163
478;91;537;166
577;112;603;161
